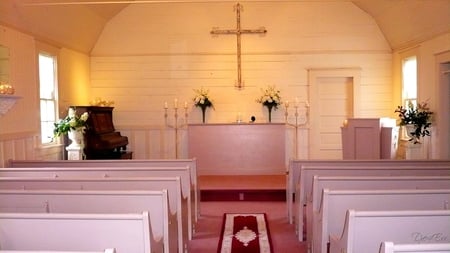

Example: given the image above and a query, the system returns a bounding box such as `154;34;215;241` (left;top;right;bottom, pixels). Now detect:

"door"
309;69;361;159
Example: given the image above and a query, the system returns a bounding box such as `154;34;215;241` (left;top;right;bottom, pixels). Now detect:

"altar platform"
199;175;286;201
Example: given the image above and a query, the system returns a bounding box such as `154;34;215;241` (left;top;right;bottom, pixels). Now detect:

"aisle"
188;201;307;253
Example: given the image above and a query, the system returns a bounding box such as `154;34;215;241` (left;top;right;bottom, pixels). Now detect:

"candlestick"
164;100;188;159
285;99;310;159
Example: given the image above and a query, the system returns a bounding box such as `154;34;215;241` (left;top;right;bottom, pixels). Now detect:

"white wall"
90;2;392;159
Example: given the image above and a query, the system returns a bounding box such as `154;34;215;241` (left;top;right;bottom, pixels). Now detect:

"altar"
188;123;286;175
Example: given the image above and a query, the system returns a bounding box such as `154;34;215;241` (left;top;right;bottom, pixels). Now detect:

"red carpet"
217;213;273;253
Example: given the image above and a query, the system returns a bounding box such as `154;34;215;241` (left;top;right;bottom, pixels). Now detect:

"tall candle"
164;101;168;109
305;101;310;108
184;101;188;109
285;100;289;108
174;98;178;108
295;97;299;107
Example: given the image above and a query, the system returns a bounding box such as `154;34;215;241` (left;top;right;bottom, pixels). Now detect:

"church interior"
0;0;449;252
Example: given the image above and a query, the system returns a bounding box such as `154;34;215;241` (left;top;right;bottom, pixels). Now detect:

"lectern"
341;118;398;159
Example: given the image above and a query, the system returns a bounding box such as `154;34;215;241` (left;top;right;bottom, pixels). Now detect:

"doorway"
309;68;361;159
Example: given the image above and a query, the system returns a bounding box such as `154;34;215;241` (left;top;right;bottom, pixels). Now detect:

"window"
402;56;417;107
39;53;58;144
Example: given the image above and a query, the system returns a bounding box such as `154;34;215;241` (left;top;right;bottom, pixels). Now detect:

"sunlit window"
402;56;417;107
39;53;58;144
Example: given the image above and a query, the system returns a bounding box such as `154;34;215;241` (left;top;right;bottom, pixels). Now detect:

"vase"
201;106;207;124
267;104;273;123
404;124;419;143
67;129;84;149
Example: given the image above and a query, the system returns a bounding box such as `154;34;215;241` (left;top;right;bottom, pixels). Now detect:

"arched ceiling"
1;0;449;54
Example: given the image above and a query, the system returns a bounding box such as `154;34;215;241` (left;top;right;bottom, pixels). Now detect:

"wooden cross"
211;3;267;89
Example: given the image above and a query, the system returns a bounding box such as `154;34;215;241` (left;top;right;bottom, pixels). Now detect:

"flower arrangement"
256;85;282;109
193;87;214;123
53;108;89;137
193;87;213;109
256;85;282;122
395;101;433;143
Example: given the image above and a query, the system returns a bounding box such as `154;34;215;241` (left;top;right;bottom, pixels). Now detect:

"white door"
309;69;360;159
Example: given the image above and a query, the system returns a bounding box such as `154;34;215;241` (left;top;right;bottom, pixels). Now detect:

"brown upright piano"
71;106;132;159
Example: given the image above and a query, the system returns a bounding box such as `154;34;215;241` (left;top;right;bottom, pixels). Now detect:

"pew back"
287;159;450;225
0;190;170;253
313;189;450;253
0;212;151;253
7;158;200;222
329;210;450;253
0;166;194;240
380;242;450;253
0;251;115;253
0;177;186;253
294;164;450;241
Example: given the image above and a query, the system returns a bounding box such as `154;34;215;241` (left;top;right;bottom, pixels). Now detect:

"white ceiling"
1;0;449;53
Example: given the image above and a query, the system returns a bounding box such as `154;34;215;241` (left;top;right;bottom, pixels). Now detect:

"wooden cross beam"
211;3;267;89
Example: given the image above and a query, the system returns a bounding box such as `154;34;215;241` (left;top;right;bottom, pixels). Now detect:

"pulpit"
70;106;132;159
188;123;285;175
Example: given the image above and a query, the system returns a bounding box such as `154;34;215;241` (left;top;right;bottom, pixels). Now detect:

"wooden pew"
294;164;450;241
7;158;200;223
0;166;194;241
0;189;170;253
287;159;450;225
312;189;450;253
0;249;116;253
0;212;152;253
0;177;187;253
380;242;450;253
329;210;450;253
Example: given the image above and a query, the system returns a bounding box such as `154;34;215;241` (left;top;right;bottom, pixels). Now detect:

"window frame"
38;51;59;145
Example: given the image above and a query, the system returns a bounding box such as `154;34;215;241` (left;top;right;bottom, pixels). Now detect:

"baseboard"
201;189;286;201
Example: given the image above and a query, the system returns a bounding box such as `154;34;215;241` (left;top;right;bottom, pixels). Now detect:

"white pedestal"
398;140;427;160
66;146;83;160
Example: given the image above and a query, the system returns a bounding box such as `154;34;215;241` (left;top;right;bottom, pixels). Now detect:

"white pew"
307;175;450;248
380;242;450;253
0;250;116;253
294;164;450;241
7;158;200;223
0;166;194;241
0;190;170;253
313;189;450;253
0;212;152;253
329;210;450;253
287;159;450;225
0;177;187;253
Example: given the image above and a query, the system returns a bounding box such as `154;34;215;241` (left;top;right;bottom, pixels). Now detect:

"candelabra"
164;99;188;158
284;99;310;159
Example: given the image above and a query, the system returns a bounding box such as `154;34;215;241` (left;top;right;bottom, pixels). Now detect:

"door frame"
308;68;362;159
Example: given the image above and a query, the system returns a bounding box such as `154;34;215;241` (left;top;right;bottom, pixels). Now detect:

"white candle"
285;101;289;108
164;101;168;109
184;101;188;109
295;97;299;107
174;98;178;108
305;101;310;108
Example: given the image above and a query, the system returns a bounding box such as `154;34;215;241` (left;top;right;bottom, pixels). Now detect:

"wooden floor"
199;175;286;201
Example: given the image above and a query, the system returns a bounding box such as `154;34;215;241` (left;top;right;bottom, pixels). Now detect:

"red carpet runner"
217;213;273;253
